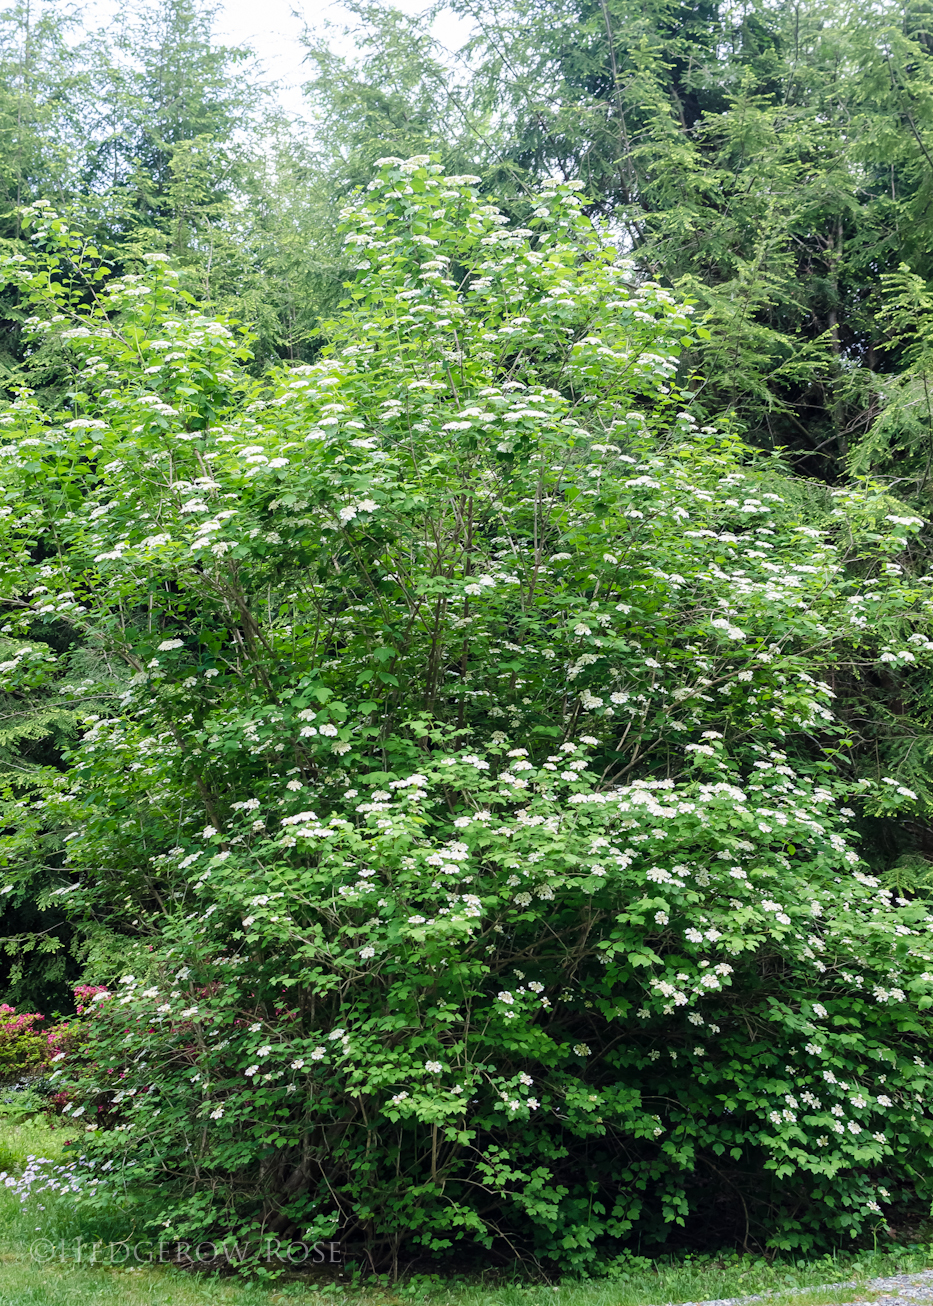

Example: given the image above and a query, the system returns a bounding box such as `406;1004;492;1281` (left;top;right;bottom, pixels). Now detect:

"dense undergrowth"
2;1092;933;1301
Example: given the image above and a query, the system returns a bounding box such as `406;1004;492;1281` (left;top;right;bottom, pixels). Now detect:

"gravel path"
666;1268;933;1306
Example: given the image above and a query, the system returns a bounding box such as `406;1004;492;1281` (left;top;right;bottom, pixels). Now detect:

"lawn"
1;1106;930;1306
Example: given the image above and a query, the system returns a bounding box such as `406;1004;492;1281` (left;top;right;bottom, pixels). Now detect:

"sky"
78;0;470;121
212;0;311;119
204;0;470;119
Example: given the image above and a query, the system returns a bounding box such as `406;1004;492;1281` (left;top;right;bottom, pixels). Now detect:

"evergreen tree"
311;0;933;493
0;0;92;227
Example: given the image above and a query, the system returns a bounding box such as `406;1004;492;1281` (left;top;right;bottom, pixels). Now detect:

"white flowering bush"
3;159;933;1268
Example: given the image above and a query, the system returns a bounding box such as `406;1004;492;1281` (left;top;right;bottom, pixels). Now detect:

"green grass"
0;1108;932;1306
449;1257;932;1306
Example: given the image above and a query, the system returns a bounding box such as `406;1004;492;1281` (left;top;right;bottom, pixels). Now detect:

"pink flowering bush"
73;985;111;1015
0;1004;72;1080
3;158;933;1268
0;1005;47;1079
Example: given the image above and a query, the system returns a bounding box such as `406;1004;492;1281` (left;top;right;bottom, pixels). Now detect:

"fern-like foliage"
882;853;933;900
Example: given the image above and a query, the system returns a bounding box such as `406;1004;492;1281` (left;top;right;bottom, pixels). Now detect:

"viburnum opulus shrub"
2;159;933;1267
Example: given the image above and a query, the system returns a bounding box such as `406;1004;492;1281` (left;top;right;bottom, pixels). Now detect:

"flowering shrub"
0;1006;47;1079
2;158;933;1267
0;1004;72;1080
73;986;111;1015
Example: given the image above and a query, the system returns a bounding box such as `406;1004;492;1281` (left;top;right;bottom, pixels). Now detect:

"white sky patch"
83;0;471;122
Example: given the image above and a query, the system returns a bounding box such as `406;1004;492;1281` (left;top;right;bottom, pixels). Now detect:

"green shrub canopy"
2;158;933;1266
